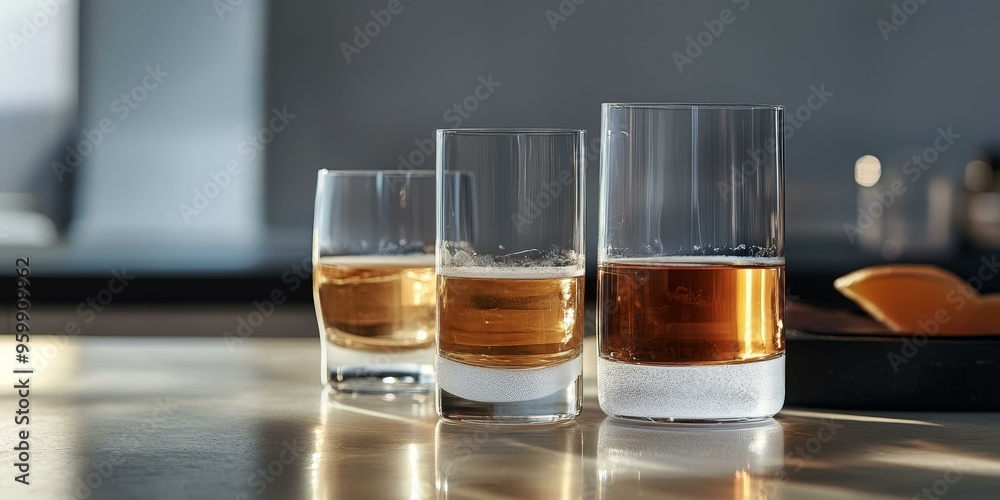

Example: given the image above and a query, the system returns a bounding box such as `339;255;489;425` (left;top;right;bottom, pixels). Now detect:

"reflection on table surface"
1;335;999;499
598;419;783;499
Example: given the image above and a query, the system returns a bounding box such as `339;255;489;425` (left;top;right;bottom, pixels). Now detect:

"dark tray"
785;303;1000;411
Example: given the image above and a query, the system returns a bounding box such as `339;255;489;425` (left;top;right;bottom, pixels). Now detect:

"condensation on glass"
597;104;785;423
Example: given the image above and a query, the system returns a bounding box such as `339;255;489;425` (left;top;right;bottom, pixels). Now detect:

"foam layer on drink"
437;355;582;402
438;265;584;279
317;254;436;268
598;355;784;421
602;255;785;267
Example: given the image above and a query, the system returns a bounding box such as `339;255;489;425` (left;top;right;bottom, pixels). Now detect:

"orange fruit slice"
834;265;1000;335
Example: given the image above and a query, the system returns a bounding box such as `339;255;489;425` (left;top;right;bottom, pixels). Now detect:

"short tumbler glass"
313;170;438;394
597;104;786;423
436;129;586;423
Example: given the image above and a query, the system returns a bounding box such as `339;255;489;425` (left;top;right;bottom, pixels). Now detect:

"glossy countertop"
1;336;999;499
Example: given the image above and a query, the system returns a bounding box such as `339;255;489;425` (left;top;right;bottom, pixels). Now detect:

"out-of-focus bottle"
853;153;955;260
960;152;1000;249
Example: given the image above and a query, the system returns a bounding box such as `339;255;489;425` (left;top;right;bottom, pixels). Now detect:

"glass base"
324;338;434;395
436;355;582;423
597;354;784;422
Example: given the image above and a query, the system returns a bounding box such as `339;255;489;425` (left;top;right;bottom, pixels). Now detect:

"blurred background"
2;0;999;335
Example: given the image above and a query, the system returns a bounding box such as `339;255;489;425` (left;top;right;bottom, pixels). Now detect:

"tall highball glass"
597;104;785;422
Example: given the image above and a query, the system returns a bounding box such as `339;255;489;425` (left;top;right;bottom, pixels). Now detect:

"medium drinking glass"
597;104;785;422
436;129;586;423
313;170;439;394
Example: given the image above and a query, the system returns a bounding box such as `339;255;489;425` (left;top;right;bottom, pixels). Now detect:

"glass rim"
602;102;783;111
437;128;585;136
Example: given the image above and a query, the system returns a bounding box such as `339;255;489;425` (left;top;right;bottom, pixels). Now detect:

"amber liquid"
437;269;585;368
313;255;436;351
598;259;784;365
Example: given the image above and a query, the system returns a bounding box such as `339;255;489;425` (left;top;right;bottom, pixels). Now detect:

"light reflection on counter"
0;336;84;498
315;387;436;499
435;420;584;499
598;418;784;499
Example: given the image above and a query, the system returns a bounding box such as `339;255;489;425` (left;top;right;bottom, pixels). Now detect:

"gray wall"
266;0;1000;269
7;1;996;274
75;0;266;252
